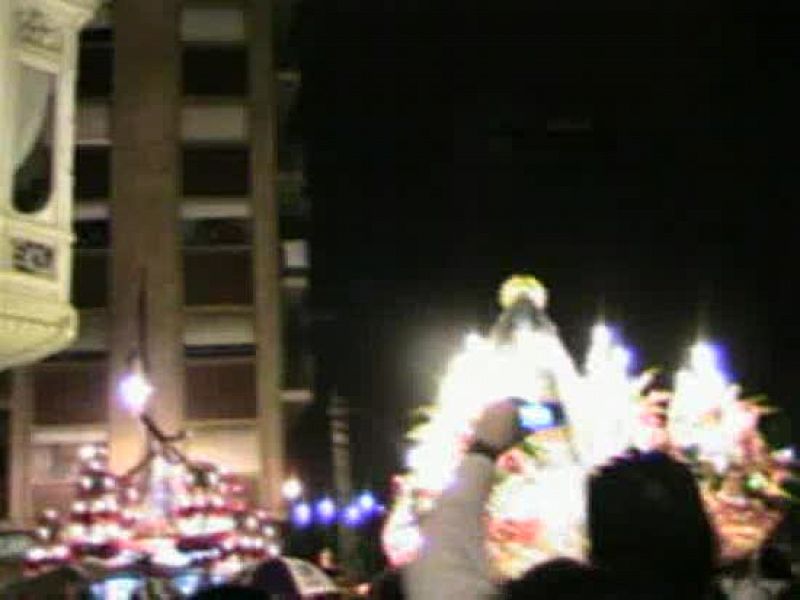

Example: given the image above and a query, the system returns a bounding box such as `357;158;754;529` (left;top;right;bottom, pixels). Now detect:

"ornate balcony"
0;0;98;369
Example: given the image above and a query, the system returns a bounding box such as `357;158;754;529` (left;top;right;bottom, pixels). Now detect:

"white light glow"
774;447;796;463
78;445;98;462
118;370;154;415
358;491;377;512
384;278;783;578
26;547;46;562
591;323;612;347
282;476;303;501
670;340;738;472
690;341;722;376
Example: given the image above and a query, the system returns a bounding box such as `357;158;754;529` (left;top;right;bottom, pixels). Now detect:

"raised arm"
404;401;522;600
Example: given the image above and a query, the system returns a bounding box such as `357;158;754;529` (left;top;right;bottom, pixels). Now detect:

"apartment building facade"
1;0;310;526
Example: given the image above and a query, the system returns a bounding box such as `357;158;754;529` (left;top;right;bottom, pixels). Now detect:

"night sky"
291;1;798;494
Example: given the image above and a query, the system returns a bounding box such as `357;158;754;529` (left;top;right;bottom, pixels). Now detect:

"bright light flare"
670;340;738;470
591;323;613;347
78;445;98;462
118;370;154;415
282;476;303;502
690;341;725;379
357;491;377;513
774;447;796;464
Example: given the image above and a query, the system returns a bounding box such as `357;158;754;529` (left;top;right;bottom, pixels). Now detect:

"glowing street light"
316;497;336;526
291;502;312;528
118;357;153;415
357;491;377;513
282;477;303;502
343;504;362;527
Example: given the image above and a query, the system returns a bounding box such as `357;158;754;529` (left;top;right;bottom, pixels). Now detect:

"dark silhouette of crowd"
182;401;793;599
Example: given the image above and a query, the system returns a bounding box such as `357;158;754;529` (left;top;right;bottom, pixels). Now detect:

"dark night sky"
290;1;798;494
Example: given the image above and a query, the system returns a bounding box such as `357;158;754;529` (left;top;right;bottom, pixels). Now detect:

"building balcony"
0;0;99;370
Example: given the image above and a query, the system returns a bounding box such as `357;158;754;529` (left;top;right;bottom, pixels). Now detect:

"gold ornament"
498;275;548;310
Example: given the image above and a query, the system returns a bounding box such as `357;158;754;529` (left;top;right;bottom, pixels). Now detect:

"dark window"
273;0;300;70
278;140;304;173
75;146;110;198
278;77;302;139
34;362;108;425
13;144;51;214
78;39;113;97
278;179;311;237
182;145;250;196
182;218;252;247
13;72;55;214
75;220;111;249
183;45;248;96
283;287;313;389
184;248;252;305
186;359;256;420
81;29;113;44
72;251;108;308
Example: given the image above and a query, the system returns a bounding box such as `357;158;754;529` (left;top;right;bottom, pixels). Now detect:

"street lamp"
117;353;188;476
281;477;303;502
117;355;153;416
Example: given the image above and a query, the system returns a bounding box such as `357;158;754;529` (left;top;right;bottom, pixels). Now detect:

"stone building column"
8;368;34;525
248;0;285;512
108;0;184;473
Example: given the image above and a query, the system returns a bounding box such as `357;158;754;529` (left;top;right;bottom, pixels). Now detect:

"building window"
186;358;256;420
184;247;252;305
182;145;250;196
75;220;111;249
283;286;313;390
75;146;110;199
273;0;300;71
78;31;113;98
183;45;248;96
72;251;108;308
182;218;252;247
34;363;108;426
32;444;86;484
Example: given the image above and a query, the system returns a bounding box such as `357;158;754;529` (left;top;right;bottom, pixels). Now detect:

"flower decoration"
383;275;795;579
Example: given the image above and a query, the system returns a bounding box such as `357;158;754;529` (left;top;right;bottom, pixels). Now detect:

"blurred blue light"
291;502;312;528
90;577;142;599
343;504;363;527
316;497;336;525
172;572;203;596
357;491;377;513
